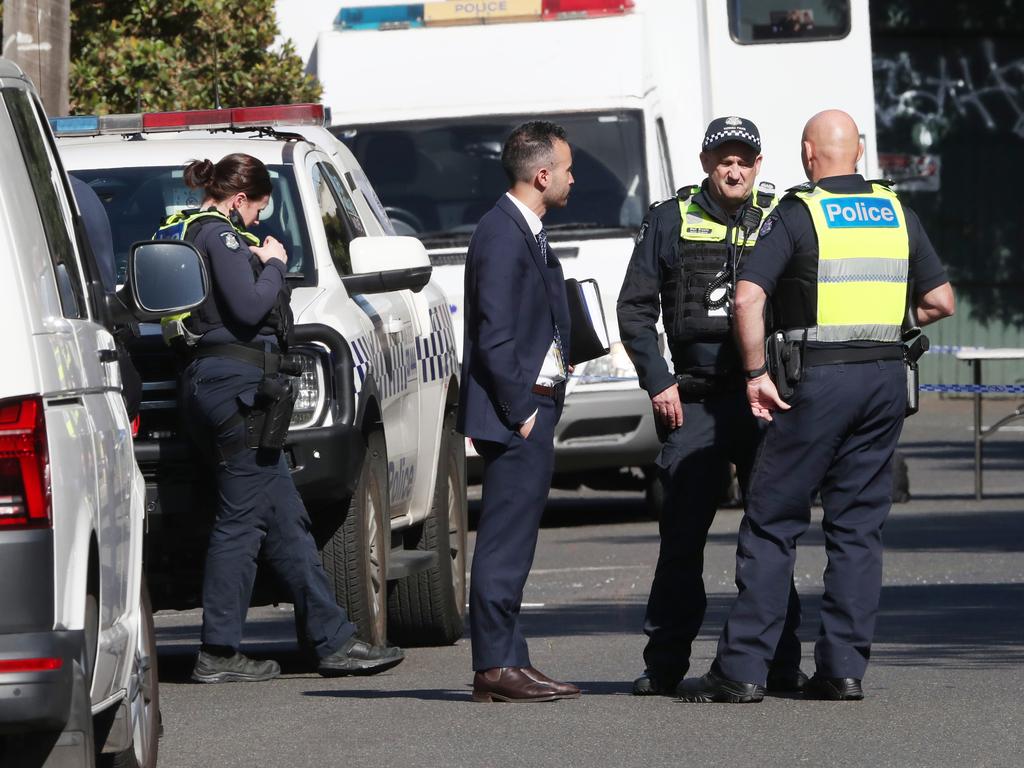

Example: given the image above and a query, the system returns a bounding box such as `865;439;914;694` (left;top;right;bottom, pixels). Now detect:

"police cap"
702;116;761;152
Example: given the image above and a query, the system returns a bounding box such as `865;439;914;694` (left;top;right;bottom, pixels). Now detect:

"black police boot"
191;650;281;684
631;668;682;696
675;670;765;703
318;636;405;677
766;666;810;694
804;674;864;701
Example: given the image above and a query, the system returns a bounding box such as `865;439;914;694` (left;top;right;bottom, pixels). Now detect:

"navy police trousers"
181;356;356;659
644;388;802;681
716;359;907;685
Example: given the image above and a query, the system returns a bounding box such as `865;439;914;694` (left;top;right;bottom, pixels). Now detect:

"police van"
286;0;879;507
54;104;468;650
0;61;159;768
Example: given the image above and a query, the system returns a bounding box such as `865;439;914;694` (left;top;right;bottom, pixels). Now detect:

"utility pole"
2;0;70;114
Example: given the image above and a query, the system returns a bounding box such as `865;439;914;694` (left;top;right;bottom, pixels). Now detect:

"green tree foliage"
69;0;321;114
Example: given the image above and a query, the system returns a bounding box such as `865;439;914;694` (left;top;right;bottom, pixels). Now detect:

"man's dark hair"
501;121;568;185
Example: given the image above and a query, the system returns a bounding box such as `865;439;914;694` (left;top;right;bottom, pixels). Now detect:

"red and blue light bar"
334;0;634;30
50;103;326;138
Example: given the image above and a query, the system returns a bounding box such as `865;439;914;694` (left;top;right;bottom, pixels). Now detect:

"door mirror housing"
118;240;210;321
342;236;432;295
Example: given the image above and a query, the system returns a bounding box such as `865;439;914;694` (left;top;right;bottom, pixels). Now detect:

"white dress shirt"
505;193;565;389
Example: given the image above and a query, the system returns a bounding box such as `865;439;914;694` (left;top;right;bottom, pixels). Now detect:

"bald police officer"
678;110;955;704
617;117;804;697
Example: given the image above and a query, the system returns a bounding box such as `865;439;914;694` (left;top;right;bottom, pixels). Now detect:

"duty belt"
801;344;904;367
193;342;283;373
674;372;743;402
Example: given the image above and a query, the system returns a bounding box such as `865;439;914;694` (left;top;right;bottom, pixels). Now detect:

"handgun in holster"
244;371;298;451
902;327;930;418
765;330;803;401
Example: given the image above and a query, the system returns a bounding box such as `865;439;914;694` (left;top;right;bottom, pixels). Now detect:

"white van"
0;61;158;767
300;0;878;502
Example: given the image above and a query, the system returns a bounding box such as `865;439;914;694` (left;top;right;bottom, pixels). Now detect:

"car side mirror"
341;236;432;295
118;240;210;322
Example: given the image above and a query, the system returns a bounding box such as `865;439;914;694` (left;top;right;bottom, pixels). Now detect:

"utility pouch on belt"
902;328;930;418
765;331;802;401
244;373;297;451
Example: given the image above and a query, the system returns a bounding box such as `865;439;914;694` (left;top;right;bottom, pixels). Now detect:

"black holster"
244;372;297;451
765;331;803;400
903;328;930;418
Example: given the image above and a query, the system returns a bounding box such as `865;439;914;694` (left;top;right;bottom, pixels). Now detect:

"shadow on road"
304;687;469;702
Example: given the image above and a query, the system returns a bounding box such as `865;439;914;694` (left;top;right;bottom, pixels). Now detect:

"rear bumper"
0;630;83;733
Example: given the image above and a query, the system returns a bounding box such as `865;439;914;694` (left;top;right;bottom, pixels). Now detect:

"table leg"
973;359;983;500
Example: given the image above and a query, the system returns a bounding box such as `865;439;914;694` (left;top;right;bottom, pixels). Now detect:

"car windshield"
332;110;648;244
69;164;315;286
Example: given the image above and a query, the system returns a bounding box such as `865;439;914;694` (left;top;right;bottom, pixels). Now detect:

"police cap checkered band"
702;116;761;152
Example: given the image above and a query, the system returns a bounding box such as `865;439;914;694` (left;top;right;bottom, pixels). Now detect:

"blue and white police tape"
920;383;1024;394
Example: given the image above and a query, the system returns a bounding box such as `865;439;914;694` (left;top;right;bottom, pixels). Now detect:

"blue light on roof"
49;115;100;136
335;4;425;30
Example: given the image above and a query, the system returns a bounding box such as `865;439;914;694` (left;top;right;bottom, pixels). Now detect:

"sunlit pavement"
153;394;1023;768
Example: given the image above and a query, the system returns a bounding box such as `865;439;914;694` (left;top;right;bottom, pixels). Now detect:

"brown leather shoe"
472;667;558;703
523;666;581;699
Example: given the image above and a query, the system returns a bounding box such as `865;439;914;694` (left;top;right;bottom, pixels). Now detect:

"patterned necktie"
536;228;566;374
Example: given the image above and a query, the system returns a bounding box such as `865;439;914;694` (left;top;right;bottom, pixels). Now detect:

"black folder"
564;278;610;365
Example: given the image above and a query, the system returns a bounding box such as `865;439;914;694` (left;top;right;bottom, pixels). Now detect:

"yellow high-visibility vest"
794;183;909;343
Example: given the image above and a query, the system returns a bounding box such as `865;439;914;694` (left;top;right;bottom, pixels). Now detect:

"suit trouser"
182;356;356;659
715;359;907;685
643;388;802;680
470;396;557;671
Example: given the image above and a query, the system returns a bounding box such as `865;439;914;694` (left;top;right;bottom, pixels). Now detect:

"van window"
69;165;315;287
334;109;648;245
729;0;850;44
655;118;674;194
4;87;86;318
311;162;357;276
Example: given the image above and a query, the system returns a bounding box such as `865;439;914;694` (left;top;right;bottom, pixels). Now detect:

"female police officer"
168;154;404;683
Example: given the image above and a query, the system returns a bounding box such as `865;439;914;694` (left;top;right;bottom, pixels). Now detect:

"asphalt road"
151;395;1024;768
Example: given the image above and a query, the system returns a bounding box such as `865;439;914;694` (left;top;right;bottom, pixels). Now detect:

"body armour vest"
771;182;909;343
154;209;293;348
660;183;777;366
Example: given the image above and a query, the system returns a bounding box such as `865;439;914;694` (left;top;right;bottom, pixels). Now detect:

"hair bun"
183;158;216;189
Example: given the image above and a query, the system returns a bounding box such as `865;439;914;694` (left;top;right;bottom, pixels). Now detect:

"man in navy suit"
458;121;580;703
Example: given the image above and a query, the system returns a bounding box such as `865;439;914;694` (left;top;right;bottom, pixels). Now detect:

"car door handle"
98;348;118;363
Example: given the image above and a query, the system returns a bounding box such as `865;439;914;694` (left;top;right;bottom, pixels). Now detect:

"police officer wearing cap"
159;154;404;683
617;116;804;697
678;110;954;704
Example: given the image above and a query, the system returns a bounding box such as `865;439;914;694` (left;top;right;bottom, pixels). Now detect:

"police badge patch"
635;221;649;245
220;231;241;251
759;215;777;238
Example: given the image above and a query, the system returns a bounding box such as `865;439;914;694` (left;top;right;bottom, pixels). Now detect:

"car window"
311;162;359;277
4;86;86;319
68;164;316;287
728;0;850;44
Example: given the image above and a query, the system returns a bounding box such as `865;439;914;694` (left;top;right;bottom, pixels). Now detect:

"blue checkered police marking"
350;331;410;401
418;304;458;383
821;198;899;228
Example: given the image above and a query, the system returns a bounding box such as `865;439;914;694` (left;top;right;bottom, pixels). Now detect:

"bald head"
801;110;864;182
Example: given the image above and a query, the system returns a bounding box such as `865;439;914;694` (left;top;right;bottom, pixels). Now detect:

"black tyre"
107;577;160;768
321;430;389;646
388;408;468;646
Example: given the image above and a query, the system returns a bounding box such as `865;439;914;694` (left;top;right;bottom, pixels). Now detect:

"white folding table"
954;348;1024;499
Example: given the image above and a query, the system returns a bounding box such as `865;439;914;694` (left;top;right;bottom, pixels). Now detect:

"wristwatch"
745;363;769;380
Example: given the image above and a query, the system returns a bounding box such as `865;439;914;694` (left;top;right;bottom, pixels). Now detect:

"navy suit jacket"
457;195;572;446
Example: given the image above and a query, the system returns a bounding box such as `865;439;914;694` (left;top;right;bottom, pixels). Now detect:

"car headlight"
289;349;327;428
578;341;637;383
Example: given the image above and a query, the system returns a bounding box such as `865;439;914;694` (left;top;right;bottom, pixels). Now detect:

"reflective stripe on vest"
795;184;909;343
677;192;777;245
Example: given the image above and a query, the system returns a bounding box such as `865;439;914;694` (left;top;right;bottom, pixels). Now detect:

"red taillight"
131;414;140;438
542;0;634;19
0;657;63;673
0;397;51;529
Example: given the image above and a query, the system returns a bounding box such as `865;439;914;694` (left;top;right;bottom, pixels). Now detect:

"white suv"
0;61;158;767
54;104;467;649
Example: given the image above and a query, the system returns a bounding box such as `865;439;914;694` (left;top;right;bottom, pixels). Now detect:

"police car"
53;104;467;649
0;60;158;767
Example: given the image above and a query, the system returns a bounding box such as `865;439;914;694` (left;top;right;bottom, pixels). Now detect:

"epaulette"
755;181;776;209
865;177;896;188
676;184;700;201
785;181;815;193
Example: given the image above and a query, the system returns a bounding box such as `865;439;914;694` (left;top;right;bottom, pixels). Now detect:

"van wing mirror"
119;240;210;322
341;236;432;295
